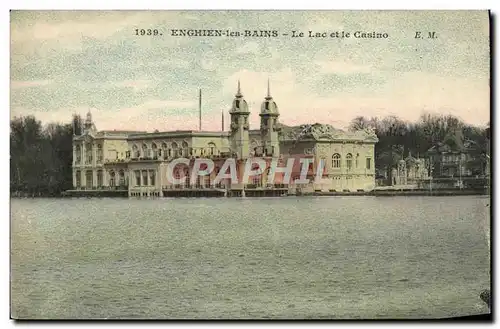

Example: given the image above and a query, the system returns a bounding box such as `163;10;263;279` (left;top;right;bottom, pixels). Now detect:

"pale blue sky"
10;10;490;131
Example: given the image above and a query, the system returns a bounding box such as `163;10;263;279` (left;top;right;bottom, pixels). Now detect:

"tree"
348;116;371;132
10;115;75;196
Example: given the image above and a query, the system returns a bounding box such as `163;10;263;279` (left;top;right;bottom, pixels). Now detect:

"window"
97;170;103;187
332;153;341;168
152;143;158;158
150;171;156;186
366;157;372;170
97;144;103;163
208;142;216;155
356;154;359;168
135;171;141;186
86;170;93;187
119;170;125;186
182;141;189;157
346;153;353;170
85;143;92;164
235;100;240;108
109;171;115;187
142;144;149;158
75;170;81;187
161;143;168;158
142;171;148;186
132;144;140;158
75;145;81;164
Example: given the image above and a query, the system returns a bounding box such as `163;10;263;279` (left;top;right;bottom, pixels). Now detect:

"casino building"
70;81;378;197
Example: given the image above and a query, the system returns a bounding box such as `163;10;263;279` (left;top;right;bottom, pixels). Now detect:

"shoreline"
11;188;489;198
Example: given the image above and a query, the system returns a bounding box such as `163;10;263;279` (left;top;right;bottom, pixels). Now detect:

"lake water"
10;196;490;319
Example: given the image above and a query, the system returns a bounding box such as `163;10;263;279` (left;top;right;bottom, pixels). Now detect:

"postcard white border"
2;1;496;328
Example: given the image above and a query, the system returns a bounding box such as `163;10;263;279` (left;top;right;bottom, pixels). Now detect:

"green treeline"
10;112;490;196
348;113;490;179
10;114;83;196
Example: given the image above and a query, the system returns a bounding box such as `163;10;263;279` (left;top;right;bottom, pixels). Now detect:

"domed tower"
259;79;280;157
229;81;250;159
83;110;97;134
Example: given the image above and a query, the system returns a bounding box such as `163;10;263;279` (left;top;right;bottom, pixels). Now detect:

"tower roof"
85;110;92;123
260;79;279;116
230;80;249;114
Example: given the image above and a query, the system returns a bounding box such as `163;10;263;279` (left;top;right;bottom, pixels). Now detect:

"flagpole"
199;89;202;131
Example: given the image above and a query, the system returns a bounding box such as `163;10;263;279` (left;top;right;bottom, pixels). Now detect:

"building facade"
424;140;489;189
71;82;379;197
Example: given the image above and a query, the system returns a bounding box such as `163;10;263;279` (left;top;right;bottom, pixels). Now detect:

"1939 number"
135;29;162;36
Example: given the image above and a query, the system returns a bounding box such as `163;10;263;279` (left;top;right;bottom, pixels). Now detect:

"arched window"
142;143;149;158
332;153;341;168
356;153;359;168
208;142;216;156
109;171;115;187
346;153;353;170
172;142;178;157
119;170;125;186
132;144;140;158
182;141;189;157
152;143;158;158
161;142;168;158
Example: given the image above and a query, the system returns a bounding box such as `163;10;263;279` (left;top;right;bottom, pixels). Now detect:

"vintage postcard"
10;10;490;320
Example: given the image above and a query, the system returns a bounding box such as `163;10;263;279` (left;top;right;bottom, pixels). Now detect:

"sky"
10;10;490;132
